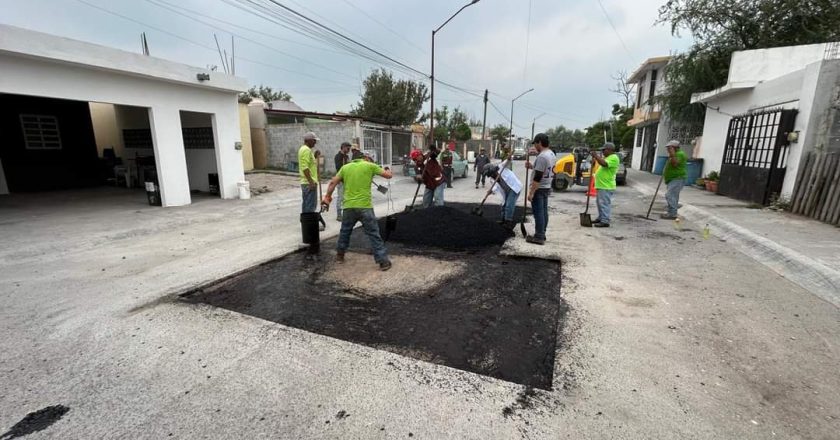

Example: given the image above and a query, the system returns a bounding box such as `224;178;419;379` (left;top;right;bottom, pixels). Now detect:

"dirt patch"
245;172;300;193
321;252;466;297
1;405;70;439
606;295;657;308
183;243;565;390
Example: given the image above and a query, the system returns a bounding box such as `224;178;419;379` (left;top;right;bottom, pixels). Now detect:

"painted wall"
238;103;253;171
0;25;247;206
89;102;121;156
728;44;827;84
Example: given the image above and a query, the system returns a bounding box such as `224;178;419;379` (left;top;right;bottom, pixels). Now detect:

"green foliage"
489;124;511;143
657;0;840;124
705;170;720;181
352;69;429;126
239;85;292;104
544;125;585;149
433;106;472;142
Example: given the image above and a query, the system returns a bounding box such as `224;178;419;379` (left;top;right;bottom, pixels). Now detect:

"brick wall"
265;121;356;175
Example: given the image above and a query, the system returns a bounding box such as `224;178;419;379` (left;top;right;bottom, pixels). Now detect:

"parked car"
512;148;527;160
616;152;627;185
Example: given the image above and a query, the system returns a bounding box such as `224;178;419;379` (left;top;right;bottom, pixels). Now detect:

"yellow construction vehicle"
552;147;592;191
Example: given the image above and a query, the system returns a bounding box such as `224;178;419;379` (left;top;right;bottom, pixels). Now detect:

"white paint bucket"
237;181;251;200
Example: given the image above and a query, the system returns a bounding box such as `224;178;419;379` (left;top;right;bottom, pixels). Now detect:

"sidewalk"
627;169;840;308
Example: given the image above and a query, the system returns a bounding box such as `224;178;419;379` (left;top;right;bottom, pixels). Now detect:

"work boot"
660;213;677;220
593;222;610;228
379;260;392;271
525;235;545;245
502;220;515;231
475;184;478;189
336;252;345;263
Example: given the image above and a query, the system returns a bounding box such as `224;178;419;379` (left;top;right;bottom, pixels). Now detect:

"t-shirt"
337;159;383;209
594;154;620;190
298;145;317;185
663;150;688;184
532;149;557;189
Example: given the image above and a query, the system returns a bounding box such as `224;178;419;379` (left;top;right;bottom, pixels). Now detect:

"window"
19;114;62;150
648;69;658;101
636;83;645;109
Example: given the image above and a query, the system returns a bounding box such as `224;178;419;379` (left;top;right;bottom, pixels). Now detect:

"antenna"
213;34;228;73
140;32;150;56
230;35;235;75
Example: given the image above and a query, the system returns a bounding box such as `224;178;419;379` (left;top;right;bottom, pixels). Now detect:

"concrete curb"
629;179;840;308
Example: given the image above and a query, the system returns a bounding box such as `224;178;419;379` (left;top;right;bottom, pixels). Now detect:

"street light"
430;0;480;150
531;112;547;140
508;88;534;155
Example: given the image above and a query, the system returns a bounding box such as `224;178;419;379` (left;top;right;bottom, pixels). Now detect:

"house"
0;24;248;206
690;42;840;205
626;56;705;174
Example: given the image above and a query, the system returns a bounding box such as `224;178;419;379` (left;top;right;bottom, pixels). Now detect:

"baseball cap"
303;132;319;141
667;139;680;147
601;142;616;150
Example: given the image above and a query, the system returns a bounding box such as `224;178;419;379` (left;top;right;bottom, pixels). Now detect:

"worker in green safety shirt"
661;139;687;219
321;150;393;271
590;142;620;228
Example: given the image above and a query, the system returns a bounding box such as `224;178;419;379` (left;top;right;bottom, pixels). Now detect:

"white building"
691;42;840;204
0;25;247;206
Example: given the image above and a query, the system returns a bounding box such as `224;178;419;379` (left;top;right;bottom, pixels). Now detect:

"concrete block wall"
266;121;356;175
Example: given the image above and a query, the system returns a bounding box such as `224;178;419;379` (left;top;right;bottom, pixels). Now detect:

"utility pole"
481;89;488;141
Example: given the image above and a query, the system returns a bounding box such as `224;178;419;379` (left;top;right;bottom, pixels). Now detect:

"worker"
524;133;556;244
322;150;393;271
298;131;319;216
590;142;621;228
474;148;491;188
484;160;522;230
440;139;454;188
421;146;445;207
661;139;687;219
333;142;351;221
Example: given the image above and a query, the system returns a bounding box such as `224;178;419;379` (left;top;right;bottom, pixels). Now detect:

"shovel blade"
579;213;593;227
377;186;388;195
471;207;483;216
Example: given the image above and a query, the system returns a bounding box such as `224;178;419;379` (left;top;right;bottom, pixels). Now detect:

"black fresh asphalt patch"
1;405;70;439
183;204;565;390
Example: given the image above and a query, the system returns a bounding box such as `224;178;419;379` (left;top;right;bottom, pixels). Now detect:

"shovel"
471;179;499;216
373;181;389;195
639;173;664;221
580;188;594;227
520;159;530;237
404;180;422;212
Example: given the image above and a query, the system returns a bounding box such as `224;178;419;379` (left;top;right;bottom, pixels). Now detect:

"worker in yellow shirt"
298;132;319;215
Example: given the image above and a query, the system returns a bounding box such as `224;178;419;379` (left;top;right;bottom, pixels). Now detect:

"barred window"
20;114;62;150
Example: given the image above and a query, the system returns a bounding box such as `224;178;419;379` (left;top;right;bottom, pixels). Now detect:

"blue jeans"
665;179;684;216
336;208;390;264
502;190;519;222
531;188;550;240
422;185;445;208
301;184;317;213
596;189;614;224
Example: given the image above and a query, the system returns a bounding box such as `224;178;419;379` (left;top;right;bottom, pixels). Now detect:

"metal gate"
362;128;392;167
640;122;658;172
719;108;797;204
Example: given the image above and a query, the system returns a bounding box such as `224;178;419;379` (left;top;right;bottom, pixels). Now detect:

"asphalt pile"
379;205;514;248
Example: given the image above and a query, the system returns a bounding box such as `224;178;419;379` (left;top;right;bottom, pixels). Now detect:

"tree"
351;69;429;126
609;70;635;109
656;0;840;123
545;125;585;148
432;105;472;142
239;84;292;104
489;124;511;143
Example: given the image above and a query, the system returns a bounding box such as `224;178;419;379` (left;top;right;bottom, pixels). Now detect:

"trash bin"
300;212;320;245
237;181;251;200
685;159;704;185
144;180;162;206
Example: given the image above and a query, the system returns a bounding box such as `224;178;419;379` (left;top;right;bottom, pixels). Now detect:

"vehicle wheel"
553;176;570;191
462;168;468;178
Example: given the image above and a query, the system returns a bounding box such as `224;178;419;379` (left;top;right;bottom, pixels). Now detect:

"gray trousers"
666;179;684;216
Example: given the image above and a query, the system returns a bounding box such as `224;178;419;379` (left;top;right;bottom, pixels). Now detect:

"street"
1;170;838;439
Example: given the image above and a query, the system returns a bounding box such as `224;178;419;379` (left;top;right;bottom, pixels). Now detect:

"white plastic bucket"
237;181;251;200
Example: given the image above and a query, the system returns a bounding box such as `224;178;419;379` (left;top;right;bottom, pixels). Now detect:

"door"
719;109;797;205
640;122;658;172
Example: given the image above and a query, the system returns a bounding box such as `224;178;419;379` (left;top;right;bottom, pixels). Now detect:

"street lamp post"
531;112;546;140
508;88;534;157
430;0;480;150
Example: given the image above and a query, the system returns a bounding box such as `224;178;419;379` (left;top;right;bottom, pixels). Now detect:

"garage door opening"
179;111;220;198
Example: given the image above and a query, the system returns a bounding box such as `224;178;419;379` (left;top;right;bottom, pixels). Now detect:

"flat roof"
0;24;247;93
628;56;672;83
690;81;758;103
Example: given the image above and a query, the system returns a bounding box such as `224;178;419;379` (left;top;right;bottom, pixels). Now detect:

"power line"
594;0;634;61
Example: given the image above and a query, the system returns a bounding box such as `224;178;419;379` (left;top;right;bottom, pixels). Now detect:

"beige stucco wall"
89;102;122;156
238;102;254;171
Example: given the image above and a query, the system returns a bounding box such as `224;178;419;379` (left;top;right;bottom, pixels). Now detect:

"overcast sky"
2;0;691;132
